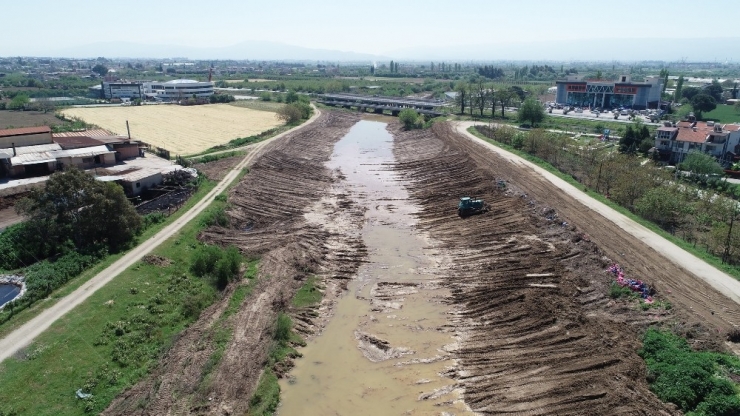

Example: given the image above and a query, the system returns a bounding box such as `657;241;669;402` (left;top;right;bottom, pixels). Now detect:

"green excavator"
458;196;489;217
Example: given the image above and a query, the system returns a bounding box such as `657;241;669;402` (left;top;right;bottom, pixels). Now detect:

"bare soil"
103;114;740;415
389;121;740;415
192;155;244;181
103;111;366;416
0;110;63;129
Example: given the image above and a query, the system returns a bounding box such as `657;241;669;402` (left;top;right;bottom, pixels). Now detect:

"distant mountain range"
34;37;740;62
48;40;385;62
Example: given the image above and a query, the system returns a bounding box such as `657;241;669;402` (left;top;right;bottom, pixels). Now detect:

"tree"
705;80;723;102
285;90;299;104
275;104;303;124
474;80;491;117
635;185;689;230
398;109;422;130
8;94;29;110
682;86;700;101
517;98;545;127
390;60;394;73
659;68;669;95
17;168;142;255
455;82;468;114
674;75;684;102
680;150;723;178
92;64;108;77
497;89;516;118
690;94;717;120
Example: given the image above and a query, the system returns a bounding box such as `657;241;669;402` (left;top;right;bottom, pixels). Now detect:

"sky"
2;0;738;59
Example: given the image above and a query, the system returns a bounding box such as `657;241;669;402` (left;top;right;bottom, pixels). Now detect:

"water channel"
278;119;472;415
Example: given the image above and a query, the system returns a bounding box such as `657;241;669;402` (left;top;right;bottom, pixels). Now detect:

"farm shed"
119;168;163;197
0;143;61;177
0;126;53;149
53;146;116;170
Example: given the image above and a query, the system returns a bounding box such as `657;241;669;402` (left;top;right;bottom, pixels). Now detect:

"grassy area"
0;193;240;415
467;126;740;281
229;100;287;113
292;276;322;308
702;104;740;124
0;179;218;339
640;329;740;415
248;276;321;415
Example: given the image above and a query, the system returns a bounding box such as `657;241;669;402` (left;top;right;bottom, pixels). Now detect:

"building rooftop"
0;126;51;138
53;135;105;149
53;129;115;138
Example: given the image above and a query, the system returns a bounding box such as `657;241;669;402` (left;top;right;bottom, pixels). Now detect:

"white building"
143;79;214;101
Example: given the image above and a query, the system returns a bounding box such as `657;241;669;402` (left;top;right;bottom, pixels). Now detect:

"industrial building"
555;75;663;110
0;126;52;149
100;81;143;100
143;79;214;101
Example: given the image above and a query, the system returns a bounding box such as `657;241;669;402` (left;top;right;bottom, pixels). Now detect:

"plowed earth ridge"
104;112;366;415
391;122;677;415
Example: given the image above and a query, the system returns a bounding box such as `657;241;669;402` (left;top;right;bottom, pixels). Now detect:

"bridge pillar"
374;108;383;114
391;110;400;116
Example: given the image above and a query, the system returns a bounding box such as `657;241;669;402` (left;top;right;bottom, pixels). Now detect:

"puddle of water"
0;284;20;307
279;120;471;415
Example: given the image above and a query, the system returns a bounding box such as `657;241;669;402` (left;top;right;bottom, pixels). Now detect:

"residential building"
143;79;214;101
555;75;662;110
654;121;740;164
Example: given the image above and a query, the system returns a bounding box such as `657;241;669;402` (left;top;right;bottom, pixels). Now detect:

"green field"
702;104;740;124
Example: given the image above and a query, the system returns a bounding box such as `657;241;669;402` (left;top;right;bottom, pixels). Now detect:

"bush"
260;92;272;102
276;104;303;124
640;329;740;414
190;244;243;289
275;313;291;343
398;109;422;130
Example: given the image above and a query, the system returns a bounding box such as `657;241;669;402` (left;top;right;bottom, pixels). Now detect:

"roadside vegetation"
469;121;740;416
473;124;740;277
0;189;245;415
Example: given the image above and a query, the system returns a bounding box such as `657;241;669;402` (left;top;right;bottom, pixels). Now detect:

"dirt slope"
392;122;678;415
104;112;366;415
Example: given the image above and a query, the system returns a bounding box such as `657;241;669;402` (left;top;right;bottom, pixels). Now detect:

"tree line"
476;125;740;266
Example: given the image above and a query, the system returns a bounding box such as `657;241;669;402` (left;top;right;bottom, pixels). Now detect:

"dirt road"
0;107;323;364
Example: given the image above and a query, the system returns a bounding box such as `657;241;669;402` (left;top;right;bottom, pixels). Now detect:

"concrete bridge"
318;93;446;117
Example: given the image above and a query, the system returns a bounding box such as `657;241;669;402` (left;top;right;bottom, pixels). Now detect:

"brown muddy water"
278;120;473;415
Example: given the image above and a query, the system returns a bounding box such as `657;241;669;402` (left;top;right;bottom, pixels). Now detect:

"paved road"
0;106;322;363
456;121;740;305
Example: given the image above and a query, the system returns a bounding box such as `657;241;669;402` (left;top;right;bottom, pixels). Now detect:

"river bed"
278;119;472;415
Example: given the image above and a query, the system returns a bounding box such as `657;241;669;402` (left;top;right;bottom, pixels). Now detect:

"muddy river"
279;119;473;415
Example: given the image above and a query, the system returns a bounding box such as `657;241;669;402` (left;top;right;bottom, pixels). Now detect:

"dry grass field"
61;104;283;156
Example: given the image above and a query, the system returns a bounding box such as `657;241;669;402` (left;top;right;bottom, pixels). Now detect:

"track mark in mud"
392;122;677;415
103;112;367;416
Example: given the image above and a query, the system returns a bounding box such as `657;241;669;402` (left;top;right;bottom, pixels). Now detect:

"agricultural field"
61;104;284;156
0;110;64;129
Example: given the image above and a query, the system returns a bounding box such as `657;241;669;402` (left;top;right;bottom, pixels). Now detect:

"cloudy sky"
2;0;737;60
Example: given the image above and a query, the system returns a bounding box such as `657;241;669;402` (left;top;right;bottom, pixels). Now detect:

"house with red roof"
654;121;740;164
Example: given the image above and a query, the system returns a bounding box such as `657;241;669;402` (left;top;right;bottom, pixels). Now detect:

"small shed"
119;168;163;197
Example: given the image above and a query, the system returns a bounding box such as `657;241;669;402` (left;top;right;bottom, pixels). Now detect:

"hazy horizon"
4;0;740;62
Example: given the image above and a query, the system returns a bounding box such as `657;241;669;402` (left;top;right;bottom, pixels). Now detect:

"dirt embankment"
103;111;366;416
392;122;680;415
